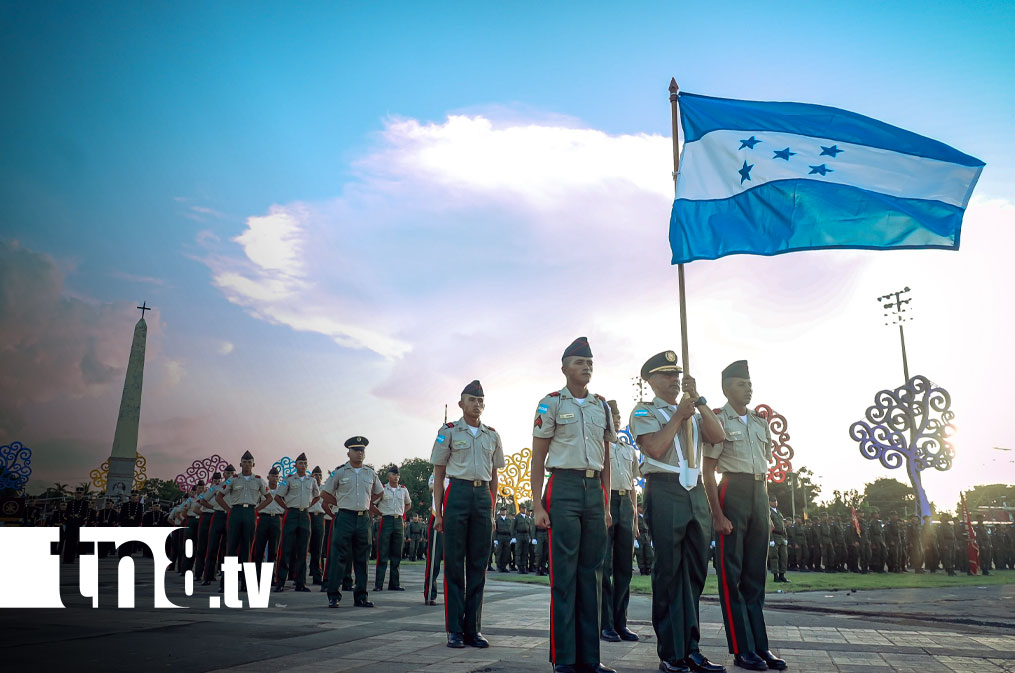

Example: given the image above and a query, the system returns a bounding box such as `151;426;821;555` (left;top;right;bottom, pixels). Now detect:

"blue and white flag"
670;93;984;264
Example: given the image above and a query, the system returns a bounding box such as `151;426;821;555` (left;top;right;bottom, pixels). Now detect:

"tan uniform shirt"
222;473;269;506
322;463;383;511
609;440;640;491
378;483;412;517
187;496;203;517
703;402;772;475
430;418;506;481
630;397;705;475
202;484;226;512
429;473;451;514
261;488;286;515
276;473;320;509
309;481;326;514
533;387;618;470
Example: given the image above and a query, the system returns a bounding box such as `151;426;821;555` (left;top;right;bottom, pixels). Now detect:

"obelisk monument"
105;302;150;502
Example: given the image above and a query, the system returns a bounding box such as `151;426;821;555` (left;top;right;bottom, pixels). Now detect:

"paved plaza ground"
3;559;1013;673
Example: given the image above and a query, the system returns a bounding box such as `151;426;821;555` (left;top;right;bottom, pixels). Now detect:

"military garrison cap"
211;473;221;480
562;336;592;360
267;466;279;476
241;450;254;460
345;436;368;450
312;465;322;475
462;380;485;397
388;465;399;474
607;399;620;416
196;480;205;486
721;360;750;380
295;452;308;462
224;464;235;472
640;350;682;380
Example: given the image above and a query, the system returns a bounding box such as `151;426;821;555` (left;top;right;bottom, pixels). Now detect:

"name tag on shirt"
727;430;744;440
453;440;469;448
559;413;575;419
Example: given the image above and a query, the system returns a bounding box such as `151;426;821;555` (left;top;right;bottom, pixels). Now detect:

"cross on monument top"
137;301;151;319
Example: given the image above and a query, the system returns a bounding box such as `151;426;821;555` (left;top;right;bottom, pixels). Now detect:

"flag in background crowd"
850;506;861;536
669;92;985;264
961;492;980;574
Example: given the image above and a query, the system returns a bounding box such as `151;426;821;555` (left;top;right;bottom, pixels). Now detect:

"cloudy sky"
2;2;1013;509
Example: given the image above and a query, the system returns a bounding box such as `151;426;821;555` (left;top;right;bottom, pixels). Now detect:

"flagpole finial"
669;78;679;95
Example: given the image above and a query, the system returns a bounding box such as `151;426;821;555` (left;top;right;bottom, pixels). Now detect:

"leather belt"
725;472;767;482
288;507;308;512
238;504;253;508
261;513;281;518
451;477;488;487
551;468;601;479
611;489;629;496
339;509;366;516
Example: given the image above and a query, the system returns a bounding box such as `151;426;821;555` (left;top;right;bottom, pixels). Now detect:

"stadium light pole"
878;286;913;382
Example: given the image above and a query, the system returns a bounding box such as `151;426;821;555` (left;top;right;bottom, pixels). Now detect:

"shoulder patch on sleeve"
548;391;560;397
633;409;650;417
435;434;446;444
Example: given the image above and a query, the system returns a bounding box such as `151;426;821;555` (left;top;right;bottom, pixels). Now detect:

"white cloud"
217;341;234;356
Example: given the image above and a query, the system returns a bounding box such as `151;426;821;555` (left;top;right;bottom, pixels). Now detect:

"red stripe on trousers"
546;475;556;663
718;480;739;654
273;510;290;585
376;518;384;566
322;515;337;583
441;482;452;632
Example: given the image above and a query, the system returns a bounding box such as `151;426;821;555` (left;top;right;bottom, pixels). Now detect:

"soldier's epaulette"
548;391;560;397
594;393;605;401
445;422;455;428
487;425;496;432
255;474;261;479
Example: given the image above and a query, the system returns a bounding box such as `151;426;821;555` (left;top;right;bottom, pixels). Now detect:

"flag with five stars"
669;92;985;264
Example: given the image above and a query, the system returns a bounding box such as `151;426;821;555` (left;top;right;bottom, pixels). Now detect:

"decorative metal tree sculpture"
0;441;33;492
175;454;228;491
849;375;955;517
272;456;297;484
755;404;794;483
90;453;148;491
497;447;533;503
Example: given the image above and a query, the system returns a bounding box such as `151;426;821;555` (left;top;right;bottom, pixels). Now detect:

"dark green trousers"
184;517;200;571
424;513;444;602
545;470;606;666
325;509;369;603
601;490;635;632
716;473;770;655
375;515;405;589
203;511;228;581
496;533;512;570
309;512;325;581
275;508;311;588
535;528;550;573
252;513;281;564
194;512;213;579
646;474;710;663
222;506;256;589
442;479;493;634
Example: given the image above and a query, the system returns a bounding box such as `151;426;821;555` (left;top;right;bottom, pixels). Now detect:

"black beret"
267;466;279;476
640;350;681;380
562;336;592;360
196;480;205;486
312;465;322;475
462;380;484;397
345;436;368;450
241;450;254;460
721;360;750;381
388;465;399;474
211;473;221;480
295;452;308;462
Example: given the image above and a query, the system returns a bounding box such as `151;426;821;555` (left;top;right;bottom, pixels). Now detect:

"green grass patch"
489;568;1015;595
